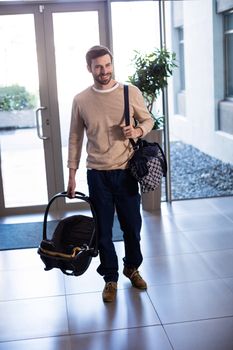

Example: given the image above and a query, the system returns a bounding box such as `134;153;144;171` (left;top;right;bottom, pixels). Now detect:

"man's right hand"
67;169;77;198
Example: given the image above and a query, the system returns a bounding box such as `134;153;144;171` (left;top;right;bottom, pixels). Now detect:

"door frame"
0;1;109;216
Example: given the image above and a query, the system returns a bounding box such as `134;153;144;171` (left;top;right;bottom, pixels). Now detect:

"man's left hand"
122;125;143;139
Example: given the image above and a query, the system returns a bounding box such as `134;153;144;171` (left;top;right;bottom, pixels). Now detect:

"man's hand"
67;168;77;198
122;125;143;139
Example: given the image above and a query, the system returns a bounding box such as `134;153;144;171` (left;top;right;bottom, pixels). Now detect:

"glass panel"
52;11;99;195
169;0;233;200
178;26;184;41
112;0;233;202
225;12;233;31
226;34;233;97
0;14;48;207
111;1;161;82
111;1;166;199
178;27;185;91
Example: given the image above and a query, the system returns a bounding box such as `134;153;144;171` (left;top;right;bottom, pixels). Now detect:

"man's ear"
87;64;92;73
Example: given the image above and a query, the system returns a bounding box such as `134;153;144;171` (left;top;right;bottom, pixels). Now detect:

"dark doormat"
0;216;123;251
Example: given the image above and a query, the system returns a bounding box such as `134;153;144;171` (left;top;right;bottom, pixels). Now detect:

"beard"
93;72;112;86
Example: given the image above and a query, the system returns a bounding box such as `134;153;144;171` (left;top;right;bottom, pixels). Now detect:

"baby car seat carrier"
38;191;98;276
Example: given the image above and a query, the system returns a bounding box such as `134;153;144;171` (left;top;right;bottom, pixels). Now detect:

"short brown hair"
86;45;113;67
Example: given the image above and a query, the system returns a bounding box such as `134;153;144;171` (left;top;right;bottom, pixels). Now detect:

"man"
67;45;153;302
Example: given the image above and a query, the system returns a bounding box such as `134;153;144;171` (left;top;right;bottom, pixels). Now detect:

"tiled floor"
0;196;233;349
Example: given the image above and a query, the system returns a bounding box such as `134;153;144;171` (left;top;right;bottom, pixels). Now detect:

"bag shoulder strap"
123;85;137;148
124;85;130;126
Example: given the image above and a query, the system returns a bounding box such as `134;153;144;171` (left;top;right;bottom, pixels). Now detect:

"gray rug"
0;216;123;251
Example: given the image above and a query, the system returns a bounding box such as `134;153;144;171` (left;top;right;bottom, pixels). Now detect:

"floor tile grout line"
1;317;233;345
0;325;166;346
177;231;233;255
205;199;233;223
145;290;175;350
64;291;72;337
145;276;233;289
219;276;233;295
162;315;233;327
141;249;233;263
0;331;73;346
1;274;233;304
0;284;135;303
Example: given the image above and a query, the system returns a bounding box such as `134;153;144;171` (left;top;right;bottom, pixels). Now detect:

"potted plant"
128;47;177;130
128;47;177;209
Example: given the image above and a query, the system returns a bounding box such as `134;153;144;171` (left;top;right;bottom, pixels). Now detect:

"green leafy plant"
0;85;37;112
128;48;177;129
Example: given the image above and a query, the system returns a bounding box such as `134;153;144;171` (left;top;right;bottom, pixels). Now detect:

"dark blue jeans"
87;169;142;283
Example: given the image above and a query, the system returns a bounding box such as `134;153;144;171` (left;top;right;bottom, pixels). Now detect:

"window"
111;1;160;83
178;27;185;91
111;1;163;115
224;11;233;98
174;26;186;116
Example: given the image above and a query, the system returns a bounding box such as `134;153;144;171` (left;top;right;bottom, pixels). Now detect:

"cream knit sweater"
67;83;154;170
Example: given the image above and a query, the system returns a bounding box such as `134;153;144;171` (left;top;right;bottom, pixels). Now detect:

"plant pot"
141;129;163;211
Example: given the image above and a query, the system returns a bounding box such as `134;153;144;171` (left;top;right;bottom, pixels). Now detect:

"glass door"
49;8;102;196
0;3;107;215
0;10;50;211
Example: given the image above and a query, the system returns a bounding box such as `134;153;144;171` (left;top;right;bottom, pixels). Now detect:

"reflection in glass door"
52;11;100;195
0;14;48;207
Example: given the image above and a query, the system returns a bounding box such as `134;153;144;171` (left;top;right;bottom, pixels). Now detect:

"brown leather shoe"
102;282;117;302
123;267;147;290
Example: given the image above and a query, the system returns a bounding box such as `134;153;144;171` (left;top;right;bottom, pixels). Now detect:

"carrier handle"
42;191;98;257
61;269;76;276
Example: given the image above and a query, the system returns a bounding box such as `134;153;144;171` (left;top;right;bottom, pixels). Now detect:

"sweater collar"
92;82;119;93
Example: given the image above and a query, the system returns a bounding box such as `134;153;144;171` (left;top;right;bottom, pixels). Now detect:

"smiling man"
88;52;113;86
67;45;153;302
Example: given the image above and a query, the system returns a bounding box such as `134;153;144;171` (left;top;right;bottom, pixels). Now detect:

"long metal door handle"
35;107;49;140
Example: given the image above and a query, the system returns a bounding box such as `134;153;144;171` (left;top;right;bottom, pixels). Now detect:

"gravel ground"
161;141;233;200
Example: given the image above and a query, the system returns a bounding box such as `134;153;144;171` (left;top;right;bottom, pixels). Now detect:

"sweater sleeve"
129;85;154;137
67;97;85;170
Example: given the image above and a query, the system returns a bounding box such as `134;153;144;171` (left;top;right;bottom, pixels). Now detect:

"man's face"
88;54;113;87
